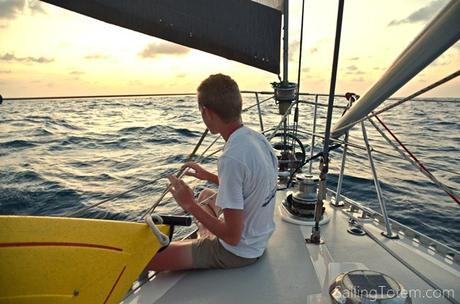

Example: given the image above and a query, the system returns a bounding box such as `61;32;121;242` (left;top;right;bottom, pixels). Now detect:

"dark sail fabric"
42;0;282;74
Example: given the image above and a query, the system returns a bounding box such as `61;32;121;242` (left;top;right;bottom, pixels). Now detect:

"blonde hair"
197;74;242;123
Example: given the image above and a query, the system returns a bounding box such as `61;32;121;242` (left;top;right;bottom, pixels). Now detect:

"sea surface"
0;95;459;250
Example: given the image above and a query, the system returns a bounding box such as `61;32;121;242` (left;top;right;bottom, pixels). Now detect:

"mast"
273;0;296;116
283;0;289;83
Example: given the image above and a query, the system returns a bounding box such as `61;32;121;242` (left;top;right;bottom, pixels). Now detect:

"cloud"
129;80;143;86
0;0;23;19
0;69;12;73
345;64;366;76
300;68;314;79
346;65;358;71
450;42;460;52
0;0;45;19
28;0;45;14
431;59;450;66
0;52;54;63
288;40;300;61
176;73;186;79
289;41;300;50
84;54;109;60
69;70;85;75
388;0;445;26
139;42;190;58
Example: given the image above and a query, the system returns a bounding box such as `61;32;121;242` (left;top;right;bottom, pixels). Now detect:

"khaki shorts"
191;236;259;269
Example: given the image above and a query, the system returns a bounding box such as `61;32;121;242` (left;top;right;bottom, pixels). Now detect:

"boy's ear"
203;106;214;119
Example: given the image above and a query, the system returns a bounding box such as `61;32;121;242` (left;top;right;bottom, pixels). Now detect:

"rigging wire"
370;116;459;205
332;69;460;136
291;0;306;159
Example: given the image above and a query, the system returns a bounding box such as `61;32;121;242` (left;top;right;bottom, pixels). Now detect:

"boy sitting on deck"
147;74;278;270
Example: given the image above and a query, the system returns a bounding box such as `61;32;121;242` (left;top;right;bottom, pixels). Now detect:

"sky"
0;0;458;98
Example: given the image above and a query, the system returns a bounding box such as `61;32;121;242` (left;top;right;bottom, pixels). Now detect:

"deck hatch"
329;270;411;303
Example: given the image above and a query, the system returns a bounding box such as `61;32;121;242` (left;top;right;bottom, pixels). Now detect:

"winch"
283;174;324;217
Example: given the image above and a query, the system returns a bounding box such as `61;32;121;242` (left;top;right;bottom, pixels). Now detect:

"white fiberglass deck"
123;190;460;304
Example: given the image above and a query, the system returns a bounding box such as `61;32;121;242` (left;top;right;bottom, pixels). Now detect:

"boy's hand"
167;175;195;212
182;161;209;180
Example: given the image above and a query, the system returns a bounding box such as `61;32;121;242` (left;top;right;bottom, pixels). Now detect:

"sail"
41;0;283;74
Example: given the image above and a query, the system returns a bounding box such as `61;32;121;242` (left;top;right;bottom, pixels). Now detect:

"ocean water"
0;95;459;250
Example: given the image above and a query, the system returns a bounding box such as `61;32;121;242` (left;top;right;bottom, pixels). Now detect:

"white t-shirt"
216;126;278;258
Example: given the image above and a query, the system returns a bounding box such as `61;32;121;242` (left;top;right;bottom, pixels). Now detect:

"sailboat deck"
123;190;459;304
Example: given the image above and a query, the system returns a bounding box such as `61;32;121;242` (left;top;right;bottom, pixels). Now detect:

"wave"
61;135;92;145
119;126;144;134
0;140;36;149
119;125;201;138
146;137;180;144
46;119;83;131
164;154;188;163
34;127;54;136
23;115;83;131
27;115;53;120
0;186;83;215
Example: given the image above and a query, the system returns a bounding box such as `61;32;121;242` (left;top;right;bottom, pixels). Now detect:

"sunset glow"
0;0;458;98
